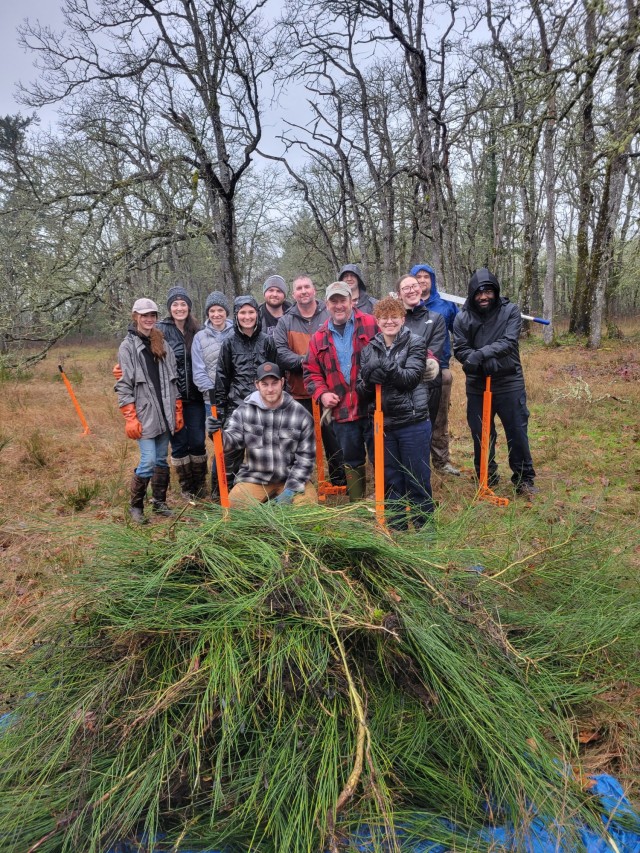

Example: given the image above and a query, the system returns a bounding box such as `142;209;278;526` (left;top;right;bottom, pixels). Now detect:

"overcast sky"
1;1;65;123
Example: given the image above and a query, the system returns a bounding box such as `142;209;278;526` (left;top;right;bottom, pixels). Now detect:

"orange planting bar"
477;376;509;507
312;398;347;500
210;405;229;510
58;365;91;435
373;384;386;527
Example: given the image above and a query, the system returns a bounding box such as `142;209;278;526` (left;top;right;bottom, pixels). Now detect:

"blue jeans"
136;431;170;478
384;419;434;529
466;389;535;486
332;418;373;469
170;400;206;459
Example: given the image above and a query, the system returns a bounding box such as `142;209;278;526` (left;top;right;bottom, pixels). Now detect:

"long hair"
132;312;167;359
182;313;201;353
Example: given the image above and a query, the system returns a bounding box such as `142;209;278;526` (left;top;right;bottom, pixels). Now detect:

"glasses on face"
400;284;420;293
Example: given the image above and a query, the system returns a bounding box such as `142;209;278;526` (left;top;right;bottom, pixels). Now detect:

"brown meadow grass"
0;322;639;793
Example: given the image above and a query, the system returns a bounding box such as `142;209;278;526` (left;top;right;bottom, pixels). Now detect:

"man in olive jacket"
453;268;536;496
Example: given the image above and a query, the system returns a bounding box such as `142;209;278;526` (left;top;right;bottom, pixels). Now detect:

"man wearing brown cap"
207;362;316;507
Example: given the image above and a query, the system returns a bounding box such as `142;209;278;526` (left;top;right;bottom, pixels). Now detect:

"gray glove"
424;358;440;382
206;415;222;438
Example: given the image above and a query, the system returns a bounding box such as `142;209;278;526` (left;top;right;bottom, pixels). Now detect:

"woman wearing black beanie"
157;284;207;499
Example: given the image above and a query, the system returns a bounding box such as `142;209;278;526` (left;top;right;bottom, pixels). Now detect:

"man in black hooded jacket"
453;269;536;496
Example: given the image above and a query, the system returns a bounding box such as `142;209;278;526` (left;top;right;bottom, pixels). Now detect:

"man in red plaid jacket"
303;281;377;502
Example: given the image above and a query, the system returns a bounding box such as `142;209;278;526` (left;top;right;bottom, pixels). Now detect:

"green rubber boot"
344;465;366;502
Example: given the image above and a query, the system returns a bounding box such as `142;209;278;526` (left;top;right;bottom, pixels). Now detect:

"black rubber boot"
129;473;150;524
150;466;173;516
189;454;209;499
344;465;366;502
171;456;194;500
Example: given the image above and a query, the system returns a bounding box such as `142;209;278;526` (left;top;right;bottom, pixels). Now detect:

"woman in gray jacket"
115;298;182;523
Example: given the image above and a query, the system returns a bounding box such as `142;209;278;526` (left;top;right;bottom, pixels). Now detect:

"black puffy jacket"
357;328;429;429
402;302;446;388
156;316;203;404
214;296;278;422
453;269;524;395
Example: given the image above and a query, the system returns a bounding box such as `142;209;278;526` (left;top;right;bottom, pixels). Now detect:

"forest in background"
1;0;639;360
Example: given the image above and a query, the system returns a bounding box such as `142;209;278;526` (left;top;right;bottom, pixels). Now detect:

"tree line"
1;0;639;360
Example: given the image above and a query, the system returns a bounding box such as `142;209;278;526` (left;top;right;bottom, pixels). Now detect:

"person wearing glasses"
395;274;446;425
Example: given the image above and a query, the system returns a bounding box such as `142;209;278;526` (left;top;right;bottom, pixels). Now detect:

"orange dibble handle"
210;405;229;510
58;365;91;435
373;384;385;527
478;376;509;507
312;398;327;497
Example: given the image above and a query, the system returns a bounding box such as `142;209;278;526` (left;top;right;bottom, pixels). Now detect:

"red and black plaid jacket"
302;310;377;423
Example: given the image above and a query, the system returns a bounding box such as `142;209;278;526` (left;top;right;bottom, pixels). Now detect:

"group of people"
114;264;536;526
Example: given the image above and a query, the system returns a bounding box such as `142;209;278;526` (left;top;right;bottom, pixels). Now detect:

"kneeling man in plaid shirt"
207;362;317;508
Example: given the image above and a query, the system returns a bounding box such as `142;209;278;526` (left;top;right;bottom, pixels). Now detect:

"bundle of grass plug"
0;504;619;852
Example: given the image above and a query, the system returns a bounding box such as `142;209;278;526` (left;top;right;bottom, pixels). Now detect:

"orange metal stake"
58;365;91;435
210;405;229;510
477;376;509;507
312;399;347;501
373;384;386;527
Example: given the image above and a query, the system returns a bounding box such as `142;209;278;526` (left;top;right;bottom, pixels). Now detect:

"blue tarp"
107;774;640;852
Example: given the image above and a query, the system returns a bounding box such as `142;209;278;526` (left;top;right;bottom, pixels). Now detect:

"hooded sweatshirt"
222;389;315;492
214;296;277;420
409;263;458;368
452;269;524;395
338;263;378;315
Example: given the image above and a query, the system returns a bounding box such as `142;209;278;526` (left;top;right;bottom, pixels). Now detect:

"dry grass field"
0;322;639;800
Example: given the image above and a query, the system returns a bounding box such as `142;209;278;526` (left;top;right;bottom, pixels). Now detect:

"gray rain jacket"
115;329;179;437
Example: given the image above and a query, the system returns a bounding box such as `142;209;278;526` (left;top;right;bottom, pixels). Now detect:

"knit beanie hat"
204;290;231;316
166;285;193;311
262;275;288;296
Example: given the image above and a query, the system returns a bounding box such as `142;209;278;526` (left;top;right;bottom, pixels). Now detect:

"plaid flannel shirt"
222;391;315;492
302;309;377;422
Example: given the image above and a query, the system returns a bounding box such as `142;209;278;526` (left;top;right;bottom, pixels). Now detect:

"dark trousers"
466;388;535;486
384;419;434;529
426;378;442;428
298;397;346;486
169;400;206;458
332;419;373;469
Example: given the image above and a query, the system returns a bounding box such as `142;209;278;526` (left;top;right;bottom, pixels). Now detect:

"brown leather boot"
129;473;150;524
171;456;194;500
150;466;173;516
190;453;209;499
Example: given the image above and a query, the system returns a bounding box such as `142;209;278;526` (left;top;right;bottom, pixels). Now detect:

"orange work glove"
120;403;143;439
175;398;184;432
113;363;123;381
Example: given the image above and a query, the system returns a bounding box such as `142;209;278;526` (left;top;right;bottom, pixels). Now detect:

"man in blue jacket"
410;263;460;476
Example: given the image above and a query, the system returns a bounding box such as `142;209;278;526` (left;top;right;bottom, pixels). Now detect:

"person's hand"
320;392;340;408
368;366;388;385
113;363;123;381
483;356;500;375
465;350;484;367
120;403;143;439
273;488;296;505
424;358;440;381
206;415;222;438
175;399;184;432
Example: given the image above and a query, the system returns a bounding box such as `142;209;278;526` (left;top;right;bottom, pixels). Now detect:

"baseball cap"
256;362;282;381
325;281;352;301
132;298;159;314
